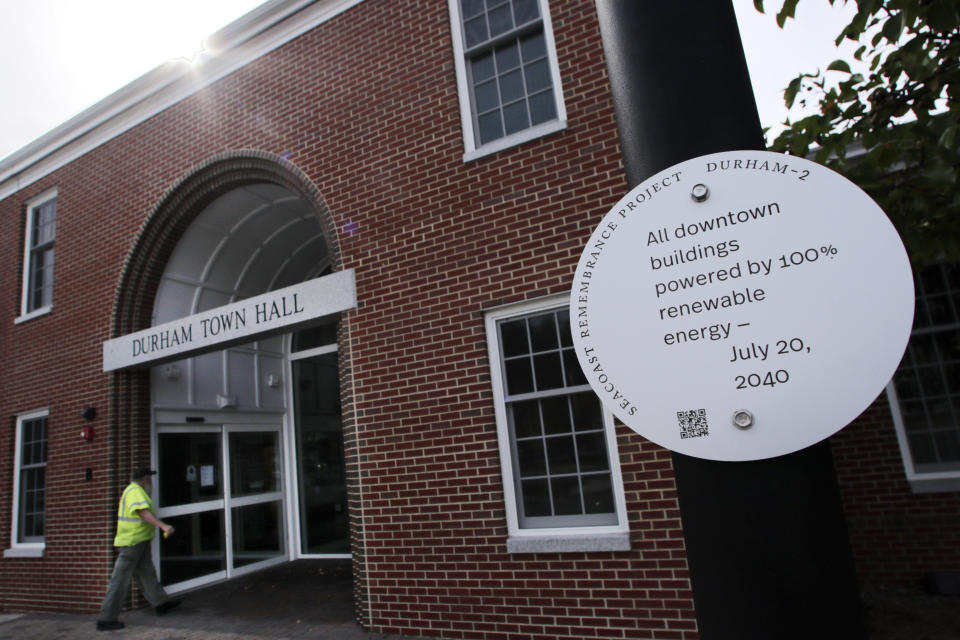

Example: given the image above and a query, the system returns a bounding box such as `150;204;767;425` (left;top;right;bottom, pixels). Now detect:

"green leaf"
928;0;960;33
827;59;852;73
757;0;960;263
881;13;904;43
848;8;871;40
776;0;799;27
753;0;765;12
784;76;803;108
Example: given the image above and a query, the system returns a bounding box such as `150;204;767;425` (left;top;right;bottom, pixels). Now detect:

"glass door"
156;428;226;589
156;424;286;591
291;352;350;557
227;427;285;573
290;325;349;556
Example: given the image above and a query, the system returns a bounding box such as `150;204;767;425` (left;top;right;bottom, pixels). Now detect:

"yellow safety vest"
113;482;156;546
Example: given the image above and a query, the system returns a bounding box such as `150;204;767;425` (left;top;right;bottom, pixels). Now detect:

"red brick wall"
0;0;956;637
0;170;117;612
0;4;700;637
832;398;960;587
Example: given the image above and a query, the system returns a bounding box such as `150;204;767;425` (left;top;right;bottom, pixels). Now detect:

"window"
486;296;629;552
290;318;350;557
5;410;48;557
449;0;566;161
888;261;960;492
18;189;57;321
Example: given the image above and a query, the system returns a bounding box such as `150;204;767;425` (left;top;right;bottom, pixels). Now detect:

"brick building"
1;1;957;638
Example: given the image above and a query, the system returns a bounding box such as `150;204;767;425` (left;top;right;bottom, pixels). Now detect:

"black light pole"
593;2;866;638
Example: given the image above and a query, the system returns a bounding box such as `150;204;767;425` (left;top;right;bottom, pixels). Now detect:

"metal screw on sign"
690;183;710;202
732;409;754;430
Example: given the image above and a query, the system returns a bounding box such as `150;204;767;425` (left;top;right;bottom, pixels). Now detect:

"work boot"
155;598;182;615
96;620;125;631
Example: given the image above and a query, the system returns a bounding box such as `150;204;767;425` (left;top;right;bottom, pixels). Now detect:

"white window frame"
448;0;567;162
286;336;351;560
485;294;629;553
887;382;960;493
886;262;960;493
17;188;57;323
886;259;960;493
5;408;49;558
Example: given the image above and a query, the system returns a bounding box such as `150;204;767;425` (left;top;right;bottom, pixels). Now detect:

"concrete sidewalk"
0;613;396;640
0;560;426;640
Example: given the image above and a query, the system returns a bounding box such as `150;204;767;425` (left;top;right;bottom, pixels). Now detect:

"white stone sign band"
571;150;914;461
103;269;356;371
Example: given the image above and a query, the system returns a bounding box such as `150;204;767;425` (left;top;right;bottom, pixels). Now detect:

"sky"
0;0;863;163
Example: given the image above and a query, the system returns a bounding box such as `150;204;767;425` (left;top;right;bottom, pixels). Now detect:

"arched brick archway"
103;150;368;624
112;150;342;339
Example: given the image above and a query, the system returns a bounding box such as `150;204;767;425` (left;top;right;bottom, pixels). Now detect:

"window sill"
463;120;567;163
14;306;52;325
908;475;960;494
4;546;44;558
506;532;630;554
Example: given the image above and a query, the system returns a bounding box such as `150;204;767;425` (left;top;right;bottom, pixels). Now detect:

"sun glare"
170;42;210;66
0;0;267;159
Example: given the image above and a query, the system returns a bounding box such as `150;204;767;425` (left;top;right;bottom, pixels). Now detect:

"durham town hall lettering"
130;293;305;358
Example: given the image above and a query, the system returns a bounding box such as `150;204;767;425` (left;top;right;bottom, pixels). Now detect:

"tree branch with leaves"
755;0;960;263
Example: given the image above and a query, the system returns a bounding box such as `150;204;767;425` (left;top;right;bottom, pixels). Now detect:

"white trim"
158;500;225;518
462;120;567;163
447;0;567;162
506;532;630;553
164;552;286;595
885;381;960;493
0;0;368;201
229;491;284;508
7;408;50;555
224;423;283;433
165;570;229;595
289;343;338;361
17;188;57;322
224;424;287;580
282;340;301;560
2;546;44;558
13;307;53;325
298;552;352;560
104;270;357;371
229;553;287;579
284;336;352;560
484;295;630;552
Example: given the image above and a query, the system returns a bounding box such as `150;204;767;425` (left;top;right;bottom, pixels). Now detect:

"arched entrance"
106;152;361;598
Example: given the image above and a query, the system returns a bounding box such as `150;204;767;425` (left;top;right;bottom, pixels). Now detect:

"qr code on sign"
677;409;709;439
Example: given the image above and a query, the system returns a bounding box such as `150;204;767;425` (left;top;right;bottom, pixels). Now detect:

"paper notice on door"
201;465;215;487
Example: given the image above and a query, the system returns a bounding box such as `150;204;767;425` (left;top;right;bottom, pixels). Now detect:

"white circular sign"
571;150;914;461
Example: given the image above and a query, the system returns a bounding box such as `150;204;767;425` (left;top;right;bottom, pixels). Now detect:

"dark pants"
97;541;168;622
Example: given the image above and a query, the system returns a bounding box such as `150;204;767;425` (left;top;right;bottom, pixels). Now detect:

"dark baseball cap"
132;468;157;480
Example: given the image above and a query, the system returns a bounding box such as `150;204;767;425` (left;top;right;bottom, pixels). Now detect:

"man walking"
96;468;181;631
